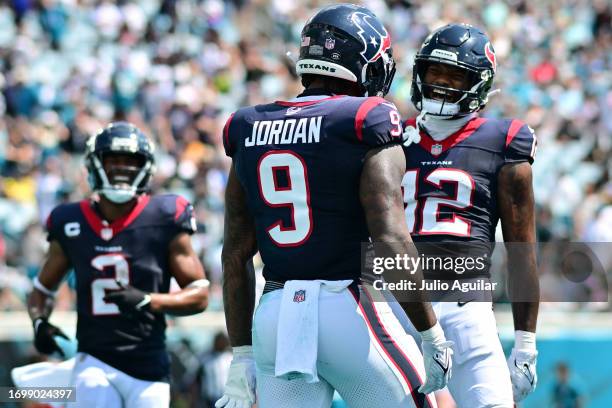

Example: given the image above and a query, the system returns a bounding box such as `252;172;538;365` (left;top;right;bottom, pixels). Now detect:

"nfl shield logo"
101;227;113;241
431;144;443;156
293;290;306;303
325;38;335;50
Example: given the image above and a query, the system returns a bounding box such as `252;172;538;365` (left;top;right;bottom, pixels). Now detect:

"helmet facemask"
412;58;494;118
362;47;396;97
88;152;154;204
85;122;156;204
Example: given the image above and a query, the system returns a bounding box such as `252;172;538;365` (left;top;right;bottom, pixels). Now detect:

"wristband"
33;276;57;298
419;321;445;343
232;345;253;360
186;279;211;289
33;317;46;333
514;330;536;350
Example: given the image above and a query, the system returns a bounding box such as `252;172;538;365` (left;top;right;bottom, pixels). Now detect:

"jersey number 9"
257;150;313;247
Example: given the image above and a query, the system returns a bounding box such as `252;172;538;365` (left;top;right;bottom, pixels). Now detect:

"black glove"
103;282;156;323
103;282;151;312
33;318;69;357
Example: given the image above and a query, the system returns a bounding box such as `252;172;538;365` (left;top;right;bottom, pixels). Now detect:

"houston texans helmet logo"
351;12;391;62
485;42;497;72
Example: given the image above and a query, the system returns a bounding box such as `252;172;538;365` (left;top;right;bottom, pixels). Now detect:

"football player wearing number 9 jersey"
218;4;453;408
400;24;539;407
26;122;209;407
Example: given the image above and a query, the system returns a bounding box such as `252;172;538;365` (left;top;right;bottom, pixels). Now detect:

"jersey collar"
80;194;150;241
296;88;335;97
406;117;487;156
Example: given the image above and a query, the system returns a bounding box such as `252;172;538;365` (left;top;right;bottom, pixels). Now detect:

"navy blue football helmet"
85;122;155;203
296;3;396;97
411;23;497;117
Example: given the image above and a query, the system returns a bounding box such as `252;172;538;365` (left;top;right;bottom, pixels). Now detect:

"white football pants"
403;301;514;408
68;352;170;408
252;284;438;408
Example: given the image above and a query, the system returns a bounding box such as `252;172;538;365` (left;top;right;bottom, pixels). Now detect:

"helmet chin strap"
100;188;136;204
416;109;428;131
487;88;501;100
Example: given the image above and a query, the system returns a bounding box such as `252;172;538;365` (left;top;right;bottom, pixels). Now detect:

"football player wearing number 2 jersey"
218;4;453;408
26;122;209;407
401;24;539;407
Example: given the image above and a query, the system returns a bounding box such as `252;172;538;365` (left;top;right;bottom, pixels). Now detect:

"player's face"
423;63;469;102
103;153;144;188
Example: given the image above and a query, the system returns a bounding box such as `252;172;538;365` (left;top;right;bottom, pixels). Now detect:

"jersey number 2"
257;151;313;247
402;168;474;237
90;253;130;316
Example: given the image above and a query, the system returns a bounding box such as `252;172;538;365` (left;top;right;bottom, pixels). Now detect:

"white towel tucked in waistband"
274;279;353;383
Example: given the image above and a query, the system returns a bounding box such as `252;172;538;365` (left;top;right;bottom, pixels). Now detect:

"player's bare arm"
359;144;436;331
499;160;540;401
221;163;257;347
27;240;70;322
147;232;209;315
498;161;539;332
27;240;71;356
361;144;453;393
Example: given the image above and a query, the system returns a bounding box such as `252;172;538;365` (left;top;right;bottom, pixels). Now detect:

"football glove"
215;346;256;408
507;330;538;402
104;281;156;341
103;282;157;329
103;281;151;313
507;348;537;401
418;322;453;395
33;318;69;357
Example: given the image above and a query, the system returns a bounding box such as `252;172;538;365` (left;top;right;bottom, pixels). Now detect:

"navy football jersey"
402;117;536;278
46;194;196;381
224;92;403;282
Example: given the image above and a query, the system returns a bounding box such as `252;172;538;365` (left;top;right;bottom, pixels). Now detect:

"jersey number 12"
402;168;475;237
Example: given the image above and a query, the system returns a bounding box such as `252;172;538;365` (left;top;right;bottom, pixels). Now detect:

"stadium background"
0;0;610;407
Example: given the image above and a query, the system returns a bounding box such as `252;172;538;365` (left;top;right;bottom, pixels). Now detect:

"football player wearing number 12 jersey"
26;122;209;407
217;4;453;408
400;24;539;407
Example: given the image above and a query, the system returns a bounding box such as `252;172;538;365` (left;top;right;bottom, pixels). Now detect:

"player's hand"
104;282;152;313
507;348;537;401
418;322;453;395
215;346;256;408
33;318;69;357
104;282;157;326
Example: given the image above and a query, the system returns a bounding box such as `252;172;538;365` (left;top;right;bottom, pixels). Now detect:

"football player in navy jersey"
26;122;209;408
400;24;539;406
216;4;452;408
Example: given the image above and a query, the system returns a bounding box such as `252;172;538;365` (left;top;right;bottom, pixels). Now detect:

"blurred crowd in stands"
0;0;610;314
0;1;609;407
